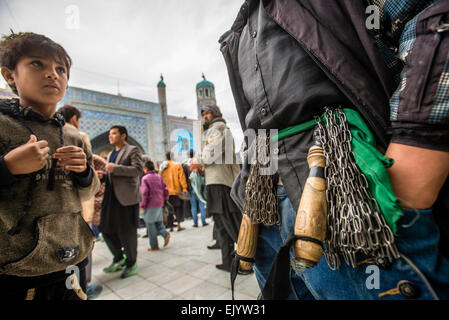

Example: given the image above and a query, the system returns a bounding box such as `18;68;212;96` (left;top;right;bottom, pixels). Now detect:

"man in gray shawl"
199;104;245;273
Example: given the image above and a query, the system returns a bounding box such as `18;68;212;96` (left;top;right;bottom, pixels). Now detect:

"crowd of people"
1;0;449;302
55;103;244;299
0;31;247;300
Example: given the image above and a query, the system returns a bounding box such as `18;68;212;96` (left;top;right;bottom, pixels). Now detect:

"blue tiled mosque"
58;75;217;164
59;85;163;160
1;74;217;164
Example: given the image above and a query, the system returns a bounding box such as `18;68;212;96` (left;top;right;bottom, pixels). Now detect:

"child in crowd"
140;160;170;251
0;32;100;300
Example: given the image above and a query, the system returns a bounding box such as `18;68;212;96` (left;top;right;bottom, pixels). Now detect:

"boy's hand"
4;135;50;175
53;145;87;173
96;170;104;179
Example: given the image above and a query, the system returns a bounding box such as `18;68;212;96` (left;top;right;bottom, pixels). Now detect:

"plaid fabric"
430;55;449;124
381;0;416;22
387;13;420;121
371;0;448;125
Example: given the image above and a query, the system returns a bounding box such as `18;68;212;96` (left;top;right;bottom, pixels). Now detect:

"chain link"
244;132;280;226
317;108;400;269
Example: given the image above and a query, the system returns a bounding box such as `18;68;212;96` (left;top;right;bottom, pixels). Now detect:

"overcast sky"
0;0;244;148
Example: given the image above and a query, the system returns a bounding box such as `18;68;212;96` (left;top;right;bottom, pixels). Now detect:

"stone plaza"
91;217;260;300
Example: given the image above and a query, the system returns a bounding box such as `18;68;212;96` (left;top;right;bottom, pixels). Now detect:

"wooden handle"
70;273;87;300
236;214;259;271
293;145;327;268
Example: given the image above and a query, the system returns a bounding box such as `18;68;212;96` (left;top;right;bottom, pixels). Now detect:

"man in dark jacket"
221;0;449;300
98;125;143;279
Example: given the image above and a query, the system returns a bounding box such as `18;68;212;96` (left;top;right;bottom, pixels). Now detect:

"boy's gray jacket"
201;117;240;188
0;99;100;276
105;142;143;206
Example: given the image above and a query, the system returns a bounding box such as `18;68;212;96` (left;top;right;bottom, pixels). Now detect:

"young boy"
0;32;100;300
140;160;170;251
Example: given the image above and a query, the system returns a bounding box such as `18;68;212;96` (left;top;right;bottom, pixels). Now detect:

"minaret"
196;73;216;120
157;74;169;155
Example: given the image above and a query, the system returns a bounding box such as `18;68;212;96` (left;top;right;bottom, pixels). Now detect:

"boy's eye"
30;60;43;67
56;66;66;73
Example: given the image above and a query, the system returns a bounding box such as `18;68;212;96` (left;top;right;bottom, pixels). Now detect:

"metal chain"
244;132;280;226
317;108;399;270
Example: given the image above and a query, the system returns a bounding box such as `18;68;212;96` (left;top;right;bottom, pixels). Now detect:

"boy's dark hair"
58;104;81;123
110;125;128;141
144;160;155;171
165;151;172;160
0;32;72;95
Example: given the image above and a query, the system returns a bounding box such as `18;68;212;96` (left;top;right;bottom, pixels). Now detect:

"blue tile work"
0;88;17;99
59;87;165;161
167;116;196;162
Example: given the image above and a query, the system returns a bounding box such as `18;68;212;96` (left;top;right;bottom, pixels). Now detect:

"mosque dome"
196;73;214;89
157;74;166;87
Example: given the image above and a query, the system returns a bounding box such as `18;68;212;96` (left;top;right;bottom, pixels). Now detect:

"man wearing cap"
200;104;243;272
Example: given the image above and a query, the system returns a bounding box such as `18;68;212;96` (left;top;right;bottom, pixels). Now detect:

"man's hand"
53;145;87;173
106;163;115;173
4;135;50;175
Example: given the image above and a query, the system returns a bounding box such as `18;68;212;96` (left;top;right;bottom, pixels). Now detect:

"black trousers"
183;199;192;219
213;213;235;267
212;222;218;241
0;264;87;300
103;231;137;267
167;195;184;227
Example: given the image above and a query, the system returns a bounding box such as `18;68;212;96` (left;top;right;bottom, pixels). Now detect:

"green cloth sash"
272;108;402;233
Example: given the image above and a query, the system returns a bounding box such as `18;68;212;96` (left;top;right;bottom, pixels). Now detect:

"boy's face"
1;53;68;111
109;128;126;146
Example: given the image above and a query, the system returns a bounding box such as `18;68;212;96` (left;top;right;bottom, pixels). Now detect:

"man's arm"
386;143;449;209
178;164;188;192
161;179;169;202
201;127;225;165
386;4;449;210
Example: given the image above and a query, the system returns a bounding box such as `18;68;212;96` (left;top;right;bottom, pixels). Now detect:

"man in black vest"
221;0;449;300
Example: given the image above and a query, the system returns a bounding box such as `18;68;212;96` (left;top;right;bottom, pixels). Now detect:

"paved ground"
90;217;260;300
